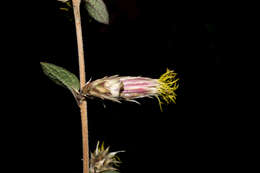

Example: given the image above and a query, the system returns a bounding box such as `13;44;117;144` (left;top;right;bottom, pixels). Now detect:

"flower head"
90;141;124;173
81;69;179;111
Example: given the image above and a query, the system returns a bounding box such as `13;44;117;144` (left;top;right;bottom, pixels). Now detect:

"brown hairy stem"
72;0;89;173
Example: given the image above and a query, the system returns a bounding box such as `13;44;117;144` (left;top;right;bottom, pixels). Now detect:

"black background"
39;1;225;172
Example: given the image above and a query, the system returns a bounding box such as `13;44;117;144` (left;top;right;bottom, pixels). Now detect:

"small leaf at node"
84;0;109;24
40;62;80;92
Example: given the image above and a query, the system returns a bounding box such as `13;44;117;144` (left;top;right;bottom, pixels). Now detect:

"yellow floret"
156;69;179;111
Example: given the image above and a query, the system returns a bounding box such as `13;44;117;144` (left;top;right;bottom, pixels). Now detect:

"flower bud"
90;141;124;173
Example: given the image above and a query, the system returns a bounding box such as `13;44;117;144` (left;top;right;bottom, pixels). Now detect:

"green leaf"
40;62;80;91
102;171;119;173
84;0;109;24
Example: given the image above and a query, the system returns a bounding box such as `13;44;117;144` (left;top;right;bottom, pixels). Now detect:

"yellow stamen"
157;68;179;111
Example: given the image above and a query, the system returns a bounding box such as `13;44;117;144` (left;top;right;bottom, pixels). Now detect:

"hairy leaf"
40;62;80;91
84;0;109;24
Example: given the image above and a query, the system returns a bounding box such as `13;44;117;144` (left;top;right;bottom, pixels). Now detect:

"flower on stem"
81;69;179;111
90;141;124;173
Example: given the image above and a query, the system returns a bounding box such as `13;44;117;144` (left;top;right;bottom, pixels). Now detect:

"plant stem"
72;0;89;173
